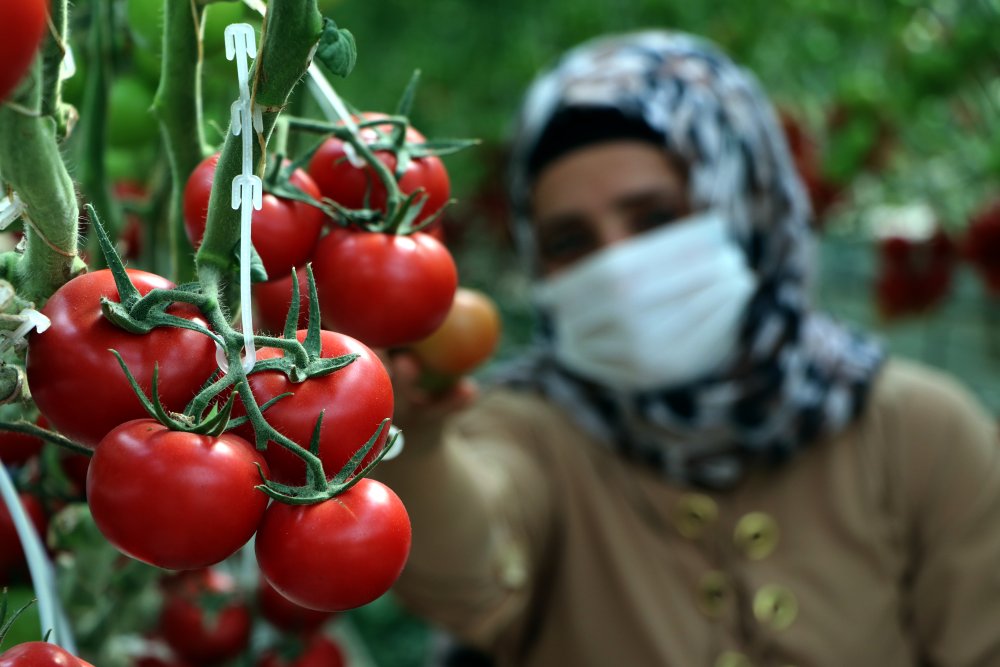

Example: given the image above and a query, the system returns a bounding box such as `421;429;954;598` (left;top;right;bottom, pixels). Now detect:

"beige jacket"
379;360;1000;667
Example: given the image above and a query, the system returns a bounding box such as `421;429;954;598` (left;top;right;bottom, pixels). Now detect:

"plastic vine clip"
225;22;263;373
0;308;50;355
0;194;25;231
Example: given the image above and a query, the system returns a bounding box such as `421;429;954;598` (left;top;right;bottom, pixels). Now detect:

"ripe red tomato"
253;269;310;335
237;330;393;485
255;478;411;612
258;577;334;634
0;641;88;667
26;269;218;448
87;419;270;570
159;569;252;665
307;114;450;226
183;154;325;280
0;493;47;585
0;0;49;103
312;229;457;348
410;287;502;377
256;634;346;667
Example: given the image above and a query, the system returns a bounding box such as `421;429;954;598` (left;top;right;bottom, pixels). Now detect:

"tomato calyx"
0;590;36;646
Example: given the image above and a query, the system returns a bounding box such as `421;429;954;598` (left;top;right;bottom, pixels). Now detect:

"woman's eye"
538;225;598;265
632;209;680;233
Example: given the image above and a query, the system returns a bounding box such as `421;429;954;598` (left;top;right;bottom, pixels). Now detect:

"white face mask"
533;210;757;391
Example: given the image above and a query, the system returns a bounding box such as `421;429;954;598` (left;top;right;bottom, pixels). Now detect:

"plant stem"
74;0;121;268
40;0;73;139
0;60;85;304
195;0;324;281
153;0;210;285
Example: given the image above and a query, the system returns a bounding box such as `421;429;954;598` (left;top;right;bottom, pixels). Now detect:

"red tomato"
307;114;450;226
255;478;411;612
183;154;325;280
256;634;346;667
0;494;47;585
258;577;334;634
237;330;393;485
0;0;49;103
410;287;502;376
159;569;252;665
87;419;269;570
312;229;457;348
0;641;87;667
253;269;310;335
26;269;217;448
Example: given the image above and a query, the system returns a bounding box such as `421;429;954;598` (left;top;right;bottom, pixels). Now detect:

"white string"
0;461;76;653
225;23;262;373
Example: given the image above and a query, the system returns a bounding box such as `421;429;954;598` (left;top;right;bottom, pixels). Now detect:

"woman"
378;31;1000;667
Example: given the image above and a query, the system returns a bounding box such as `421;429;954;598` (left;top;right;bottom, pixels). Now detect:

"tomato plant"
0;494;47;586
312;228;457;348
0;641;88;667
255;478;411;612
257;578;334;634
25;269;218;448
237;329;393;485
159;569;252;665
410;287;501;377
253;269;310;336
183;153;325;280
0;0;49;103
86;419;269;570
257;634;346;667
307;114;450;226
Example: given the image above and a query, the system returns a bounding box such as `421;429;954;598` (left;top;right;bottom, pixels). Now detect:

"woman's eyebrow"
613;187;687;213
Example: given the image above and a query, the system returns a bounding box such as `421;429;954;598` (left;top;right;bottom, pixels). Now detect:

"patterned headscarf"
499;30;885;489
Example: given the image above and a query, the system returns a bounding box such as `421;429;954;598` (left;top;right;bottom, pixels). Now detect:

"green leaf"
249;245;269;283
395;70;421;118
315;18;357;78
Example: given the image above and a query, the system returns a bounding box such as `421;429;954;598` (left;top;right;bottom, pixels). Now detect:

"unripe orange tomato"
410;287;501;377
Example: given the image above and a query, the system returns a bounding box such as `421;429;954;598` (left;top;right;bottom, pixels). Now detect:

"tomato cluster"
874;230;956;321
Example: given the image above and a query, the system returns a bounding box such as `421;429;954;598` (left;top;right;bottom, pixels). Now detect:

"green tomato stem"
195;0;324;280
0;59;86;304
153;0;211;285
40;0;73;138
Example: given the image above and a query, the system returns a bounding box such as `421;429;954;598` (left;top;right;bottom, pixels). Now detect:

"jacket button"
673;493;718;539
697;571;732;619
734;512;779;560
753;584;799;630
714;650;753;667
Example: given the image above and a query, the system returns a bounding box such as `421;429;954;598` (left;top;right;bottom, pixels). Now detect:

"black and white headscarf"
499;30;885;489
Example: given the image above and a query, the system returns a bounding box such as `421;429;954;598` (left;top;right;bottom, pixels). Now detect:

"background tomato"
0;417;46;468
253;269;310;336
255;478;411;612
312;229;457;348
107;76;159;148
258;577;334;634
307;114;450;225
0;493;47;585
26;269;218;447
237;330;393;485
87;420;269;570
256;634;346;667
183;154;325;280
0;0;49;103
159;569;252;665
410;287;501;377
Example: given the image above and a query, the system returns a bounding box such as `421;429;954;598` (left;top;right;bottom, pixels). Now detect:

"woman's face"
530;140;690;275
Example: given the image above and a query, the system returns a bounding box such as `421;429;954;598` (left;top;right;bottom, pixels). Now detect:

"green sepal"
283;269;301;341
408;138;482;158
200;391;237;438
395;70;421;120
330;418;390;485
100;298;155;334
301;410;325;491
301;354;358;379
87;204;142;309
302;266;322;357
315;18;357;78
